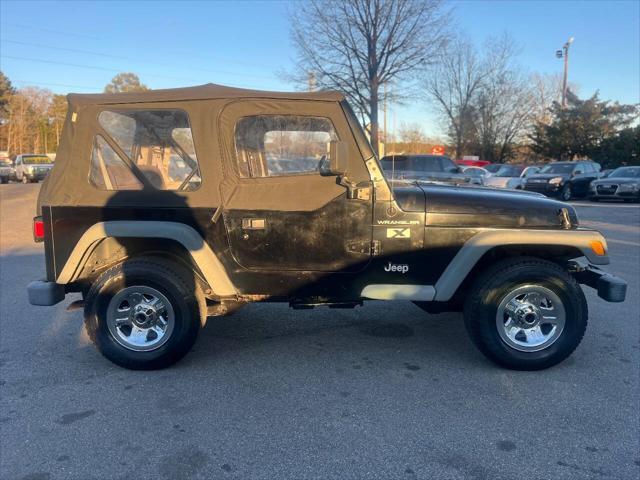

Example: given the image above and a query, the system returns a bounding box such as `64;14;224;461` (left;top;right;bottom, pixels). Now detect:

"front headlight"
589;183;597;191
549;177;564;185
618;183;639;192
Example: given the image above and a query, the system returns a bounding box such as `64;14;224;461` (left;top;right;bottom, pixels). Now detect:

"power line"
11;79;102;91
1;54;202;82
0;23;277;69
2;39;280;80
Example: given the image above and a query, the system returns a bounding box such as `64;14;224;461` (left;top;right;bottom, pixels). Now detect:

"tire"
463;257;587;370
84;257;205;370
21;175;28;184
560;184;572;201
0;177;6;184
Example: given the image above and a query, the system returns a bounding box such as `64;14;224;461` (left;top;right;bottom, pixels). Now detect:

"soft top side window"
234;115;338;178
95;109;201;191
90;135;143;191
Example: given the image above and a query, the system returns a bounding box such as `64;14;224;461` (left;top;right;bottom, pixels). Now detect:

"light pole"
556;37;574;108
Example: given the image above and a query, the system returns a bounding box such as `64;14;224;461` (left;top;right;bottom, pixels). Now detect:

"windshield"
380;155;457;174
539;163;574;174
494;165;525;177
609;167;640;178
23;155;52;165
484;164;502;173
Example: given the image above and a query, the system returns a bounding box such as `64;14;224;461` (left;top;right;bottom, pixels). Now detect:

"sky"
1;0;638;138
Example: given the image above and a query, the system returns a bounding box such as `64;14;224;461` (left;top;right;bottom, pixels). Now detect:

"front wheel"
84;257;205;370
464;257;587;370
560;184;572;201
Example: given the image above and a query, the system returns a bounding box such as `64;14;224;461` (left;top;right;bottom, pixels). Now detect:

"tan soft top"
68;83;344;106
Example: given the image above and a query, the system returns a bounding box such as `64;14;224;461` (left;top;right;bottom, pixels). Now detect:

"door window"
234;115;338;178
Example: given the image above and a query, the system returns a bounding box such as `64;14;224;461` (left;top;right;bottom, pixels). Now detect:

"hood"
483;177;512;188
526;173;569;182
390;182;426;212
418;184;577;228
25;163;54;169
390;170;474;185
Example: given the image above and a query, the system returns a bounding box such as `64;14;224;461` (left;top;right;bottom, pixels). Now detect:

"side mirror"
321;141;348;176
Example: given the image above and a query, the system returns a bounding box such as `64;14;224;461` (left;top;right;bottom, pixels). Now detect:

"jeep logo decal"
384;262;409;274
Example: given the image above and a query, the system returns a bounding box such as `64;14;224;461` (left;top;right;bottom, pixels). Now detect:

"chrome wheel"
496;285;566;352
106;286;175;352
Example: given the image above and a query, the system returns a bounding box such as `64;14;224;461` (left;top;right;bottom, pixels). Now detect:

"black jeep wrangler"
27;84;626;370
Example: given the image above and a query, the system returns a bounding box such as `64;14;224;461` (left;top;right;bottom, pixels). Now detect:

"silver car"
0;157;15;184
589;166;640;202
14;154;54;183
484;165;540;190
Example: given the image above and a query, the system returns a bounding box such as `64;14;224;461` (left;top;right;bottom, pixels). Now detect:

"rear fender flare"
56;221;237;297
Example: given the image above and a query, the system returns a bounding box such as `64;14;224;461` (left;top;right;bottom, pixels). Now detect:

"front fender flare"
56;221;237;297
433;228;609;301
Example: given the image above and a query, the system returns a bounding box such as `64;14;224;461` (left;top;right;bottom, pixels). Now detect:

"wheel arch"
57;221;237;298
433;229;609;302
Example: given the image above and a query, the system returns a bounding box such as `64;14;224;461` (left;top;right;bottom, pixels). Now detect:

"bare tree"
424;37;484;159
474;35;535;162
290;0;450;155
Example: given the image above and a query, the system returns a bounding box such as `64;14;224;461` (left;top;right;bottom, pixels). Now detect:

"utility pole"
307;71;316;92
383;82;387;156
556;37;574;108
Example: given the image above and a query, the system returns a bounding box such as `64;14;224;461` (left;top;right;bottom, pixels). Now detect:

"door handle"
242;218;266;230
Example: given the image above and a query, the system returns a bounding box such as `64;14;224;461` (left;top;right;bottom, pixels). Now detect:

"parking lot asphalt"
1;183;639;480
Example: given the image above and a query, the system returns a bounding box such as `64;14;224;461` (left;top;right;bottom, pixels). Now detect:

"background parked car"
522;160;601;201
380;154;476;185
14;154;55;183
589;166;640;202
483;164;540;190
460;166;489;185
0;156;16;184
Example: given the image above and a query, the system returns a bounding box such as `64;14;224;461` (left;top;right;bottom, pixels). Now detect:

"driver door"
219;100;373;272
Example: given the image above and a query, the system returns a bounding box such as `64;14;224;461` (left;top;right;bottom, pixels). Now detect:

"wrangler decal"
386;227;410;238
377;220;420;225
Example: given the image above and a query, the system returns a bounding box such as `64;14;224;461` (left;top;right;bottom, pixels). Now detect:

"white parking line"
569;202;640;208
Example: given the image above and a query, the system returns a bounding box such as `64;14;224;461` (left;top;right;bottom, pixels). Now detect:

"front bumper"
26;172;49;181
571;260;627;302
523;182;561;196
27;280;65;306
589;191;640;200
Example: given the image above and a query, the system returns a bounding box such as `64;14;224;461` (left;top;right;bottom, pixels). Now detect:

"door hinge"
345;239;381;256
371;240;381;256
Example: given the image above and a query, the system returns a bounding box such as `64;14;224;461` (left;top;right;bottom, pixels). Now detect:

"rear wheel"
464;257;587;370
84;257;204;370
